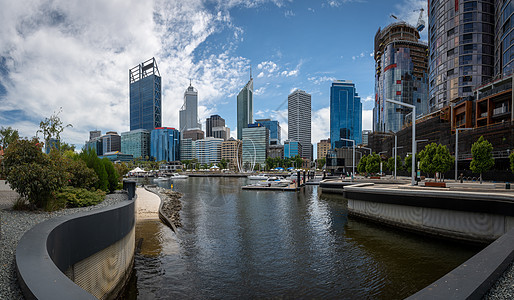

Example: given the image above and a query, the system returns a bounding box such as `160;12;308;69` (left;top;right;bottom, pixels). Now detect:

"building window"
447;69;455;76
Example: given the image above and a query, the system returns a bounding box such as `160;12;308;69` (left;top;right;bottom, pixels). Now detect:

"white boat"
255;177;291;187
154;176;168;181
171;173;188;179
248;175;269;180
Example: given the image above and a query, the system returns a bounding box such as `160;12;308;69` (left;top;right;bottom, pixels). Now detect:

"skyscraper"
330;81;362;149
206;115;225;137
374;22;428;133
129;58;161;132
495;1;514;76
179;82;202;132
255;119;281;145
237;76;253;140
428;0;494;111
151;127;180;162
288;89;312;159
101;131;121;154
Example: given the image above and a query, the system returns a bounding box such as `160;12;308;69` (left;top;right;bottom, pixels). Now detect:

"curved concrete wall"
16;196;135;300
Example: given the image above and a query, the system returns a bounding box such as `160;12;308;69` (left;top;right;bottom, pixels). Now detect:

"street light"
386;98;416;185
455;128;472;181
359;146;372;154
340;138;355;182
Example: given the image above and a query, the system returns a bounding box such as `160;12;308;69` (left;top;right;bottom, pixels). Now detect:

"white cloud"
284;10;295;17
362;94;374;102
257;72;265;78
0;0;251;147
362;109;373;131
394;0;428;41
311;107;330;144
308;75;336;85
255;87;266;95
307;7;315;13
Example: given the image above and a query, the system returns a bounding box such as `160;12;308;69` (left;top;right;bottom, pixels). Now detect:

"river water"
123;177;479;299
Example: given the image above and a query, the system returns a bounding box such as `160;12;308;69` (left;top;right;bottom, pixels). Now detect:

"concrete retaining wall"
16;192;135;300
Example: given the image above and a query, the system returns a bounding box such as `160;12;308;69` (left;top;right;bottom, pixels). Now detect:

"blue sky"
0;0;427;150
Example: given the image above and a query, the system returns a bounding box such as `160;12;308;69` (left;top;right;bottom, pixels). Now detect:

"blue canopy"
286;167;294;171
275;167;284;170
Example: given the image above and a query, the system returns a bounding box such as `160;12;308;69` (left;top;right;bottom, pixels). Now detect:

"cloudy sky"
0;0;427;150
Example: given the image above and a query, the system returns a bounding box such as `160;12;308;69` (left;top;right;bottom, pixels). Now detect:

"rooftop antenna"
189;78;192;86
250;66;252;79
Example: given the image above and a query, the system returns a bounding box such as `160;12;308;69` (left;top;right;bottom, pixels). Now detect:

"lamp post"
359;146;372;154
455;128;472;181
386;98;416;185
340;138;355;182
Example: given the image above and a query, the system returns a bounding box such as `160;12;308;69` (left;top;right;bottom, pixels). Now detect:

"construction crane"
413;8;425;32
390;8;425;33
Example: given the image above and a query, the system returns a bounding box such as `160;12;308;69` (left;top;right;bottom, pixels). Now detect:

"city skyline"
0;0;428;150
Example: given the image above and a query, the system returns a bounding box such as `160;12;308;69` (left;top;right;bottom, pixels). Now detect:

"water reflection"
125;177;478;299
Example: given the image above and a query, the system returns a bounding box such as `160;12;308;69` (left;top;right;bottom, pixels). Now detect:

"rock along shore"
146;186;183;229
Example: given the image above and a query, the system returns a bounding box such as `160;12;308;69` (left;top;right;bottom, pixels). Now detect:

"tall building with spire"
288;89;312;159
237;72;253;140
179;81;202;133
129;58;161;131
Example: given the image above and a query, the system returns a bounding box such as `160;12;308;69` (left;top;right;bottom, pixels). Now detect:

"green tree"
317;158;326;170
0;126;19;150
60;142;75;153
357;155;368;174
79;148;108;191
113;162;129;181
4;139;67;209
418;143;454;182
219;158;228;170
102;158;119;193
265;157;276;170
385;155;403;173
404;154;418;173
470;136;494;183
36;108;72;152
365;153;381;174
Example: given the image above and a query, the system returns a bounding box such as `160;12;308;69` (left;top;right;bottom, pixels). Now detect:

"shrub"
4;139;67;209
55;187;105;208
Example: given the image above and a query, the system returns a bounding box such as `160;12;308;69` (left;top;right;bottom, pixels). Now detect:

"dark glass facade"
255;119;281;145
151;127;180;162
129;58;162;132
428;0;494;111
330;81;362;149
237;78;253;140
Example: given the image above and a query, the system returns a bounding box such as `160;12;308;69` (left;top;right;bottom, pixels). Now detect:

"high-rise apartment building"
288;89;312;159
182;129;204;141
121;129;150;159
428;0;494;111
495;1;514;76
317;139;331;160
330;81;362;149
151;127;180;162
237;77;253;140
374;22;429;132
180;83;202;132
195;137;223;165
242;126;268;169
101;131;121;154
255;119;281;145
129;58;161;132
268;144;284;159
221;138;242;171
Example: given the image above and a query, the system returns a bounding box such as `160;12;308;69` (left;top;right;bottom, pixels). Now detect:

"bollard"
123;180;136;200
507;182;511;190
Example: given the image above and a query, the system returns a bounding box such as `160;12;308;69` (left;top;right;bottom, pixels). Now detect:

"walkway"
135;187;161;220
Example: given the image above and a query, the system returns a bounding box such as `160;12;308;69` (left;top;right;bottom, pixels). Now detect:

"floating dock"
242;182;303;191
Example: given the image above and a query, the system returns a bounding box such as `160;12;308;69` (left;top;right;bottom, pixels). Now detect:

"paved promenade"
135;187;161;220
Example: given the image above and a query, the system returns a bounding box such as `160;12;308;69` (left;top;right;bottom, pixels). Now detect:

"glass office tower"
237;77;253;140
496;1;514;76
121;129;150;159
330;81;362;149
129;58;162;132
255;119;281;145
151;127;180;162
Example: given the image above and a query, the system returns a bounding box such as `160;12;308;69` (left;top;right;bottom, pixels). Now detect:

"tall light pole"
455;128;472;181
359;146;372;154
340;138;355;182
386;98;416;185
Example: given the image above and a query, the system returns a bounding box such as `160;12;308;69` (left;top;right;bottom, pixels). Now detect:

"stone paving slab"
135;187;160;220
